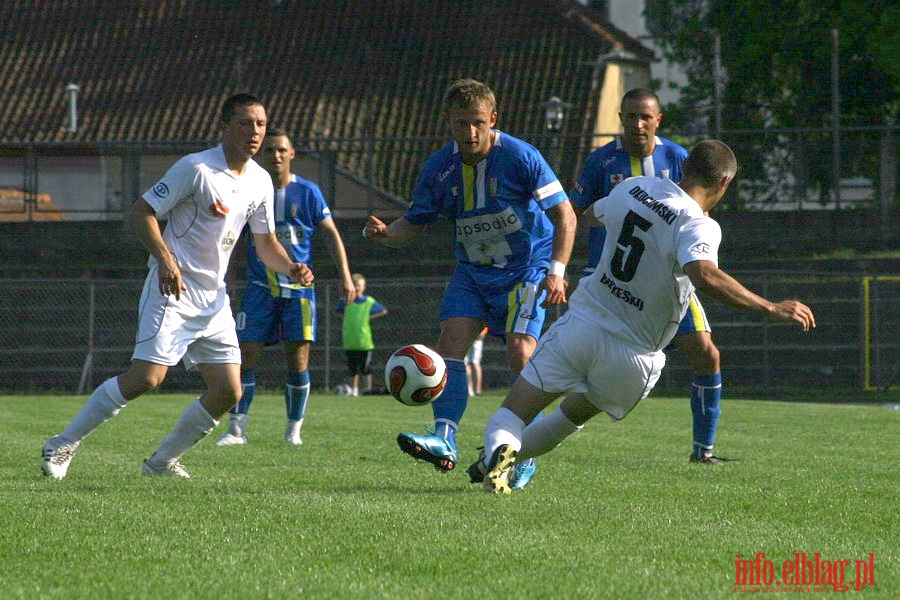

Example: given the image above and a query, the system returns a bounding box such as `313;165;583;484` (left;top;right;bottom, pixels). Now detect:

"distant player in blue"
364;79;576;484
571;88;726;464
216;128;355;447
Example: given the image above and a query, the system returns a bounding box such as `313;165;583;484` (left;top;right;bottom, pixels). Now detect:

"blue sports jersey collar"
451;130;503;155
615;136;663;150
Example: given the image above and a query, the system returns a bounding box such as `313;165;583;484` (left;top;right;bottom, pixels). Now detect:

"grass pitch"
1;391;897;599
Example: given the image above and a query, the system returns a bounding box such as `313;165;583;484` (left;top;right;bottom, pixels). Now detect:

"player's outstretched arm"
684;260;816;331
362;215;425;248
252;232;314;286
319;216;356;304
131;198;186;299
582;198;606;227
540;201;577;307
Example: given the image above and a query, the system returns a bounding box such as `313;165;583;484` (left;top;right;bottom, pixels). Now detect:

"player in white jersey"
42;94;314;480
469;141;816;494
571;88;726;464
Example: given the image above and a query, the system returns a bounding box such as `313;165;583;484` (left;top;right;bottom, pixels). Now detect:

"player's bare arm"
320;216;356;304
252;232;314;286
363;215;426;248
540;201;577;307
131;198;186;299
684;260;816;331
582;198;605;227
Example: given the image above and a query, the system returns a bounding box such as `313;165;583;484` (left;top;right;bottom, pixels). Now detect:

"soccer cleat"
469;447;535;489
510;458;537;490
285;422;303;445
397;428;457;472
42;436;78;480
215;433;248;446
141;457;190;478
483;444;518;495
689;454;732;465
466;447;487;483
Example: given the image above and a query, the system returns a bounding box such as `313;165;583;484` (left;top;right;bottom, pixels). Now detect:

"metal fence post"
77;282;95;394
761;279;771;390
880;118;896;249
324;284;332;391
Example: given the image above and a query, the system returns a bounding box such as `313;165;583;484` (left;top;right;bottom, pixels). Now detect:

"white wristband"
548;260;566;278
361;225;369;239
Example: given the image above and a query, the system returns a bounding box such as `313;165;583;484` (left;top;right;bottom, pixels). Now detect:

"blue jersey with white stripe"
245;174;330;298
405;130;567;272
571;136;688;271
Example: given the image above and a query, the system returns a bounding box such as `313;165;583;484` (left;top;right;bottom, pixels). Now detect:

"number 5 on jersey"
611;210;653;282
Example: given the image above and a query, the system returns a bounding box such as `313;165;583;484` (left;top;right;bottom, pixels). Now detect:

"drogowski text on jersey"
627;184;677;225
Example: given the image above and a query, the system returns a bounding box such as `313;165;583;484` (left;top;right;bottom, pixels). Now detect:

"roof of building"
0;0;653;201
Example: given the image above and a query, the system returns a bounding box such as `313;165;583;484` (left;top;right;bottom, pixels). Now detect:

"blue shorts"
439;263;547;340
676;293;711;336
236;284;317;344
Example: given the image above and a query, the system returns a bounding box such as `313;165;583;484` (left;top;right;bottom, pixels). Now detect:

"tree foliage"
648;0;898;131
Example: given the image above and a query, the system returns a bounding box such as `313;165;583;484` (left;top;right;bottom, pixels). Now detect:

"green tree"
648;1;898;208
649;0;898;129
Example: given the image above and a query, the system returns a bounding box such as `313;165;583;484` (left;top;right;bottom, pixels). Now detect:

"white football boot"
215;433;248;446
285;419;303;445
141;454;190;478
42;436;79;479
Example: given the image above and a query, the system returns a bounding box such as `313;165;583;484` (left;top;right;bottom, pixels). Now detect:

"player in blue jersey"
364;79;577;484
216;128;355;447
570;88;726;464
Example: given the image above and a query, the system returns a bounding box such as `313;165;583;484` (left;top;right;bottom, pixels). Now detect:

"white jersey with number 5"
142;145;275;290
569;175;721;352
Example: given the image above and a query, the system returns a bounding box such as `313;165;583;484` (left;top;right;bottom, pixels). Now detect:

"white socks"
483;408;526;458
483;406;583;465
149;399;217;465
59;377;128;444
518;407;582;461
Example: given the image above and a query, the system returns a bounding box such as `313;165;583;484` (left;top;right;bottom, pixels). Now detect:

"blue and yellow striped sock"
691;373;722;458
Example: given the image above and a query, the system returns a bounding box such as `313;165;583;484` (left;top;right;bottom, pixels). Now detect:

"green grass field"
2;392;897;599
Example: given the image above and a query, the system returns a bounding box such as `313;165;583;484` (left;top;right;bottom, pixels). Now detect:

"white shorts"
520;312;665;420
465;338;484;365
132;269;241;371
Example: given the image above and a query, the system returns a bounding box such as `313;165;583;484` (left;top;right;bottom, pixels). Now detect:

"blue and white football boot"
397;428;457;472
510;458;536;489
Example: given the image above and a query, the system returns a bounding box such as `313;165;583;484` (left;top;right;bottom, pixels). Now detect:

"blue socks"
286;370;311;421
231;369;256;415
228;369;311;421
430;358;467;452
691;373;722;458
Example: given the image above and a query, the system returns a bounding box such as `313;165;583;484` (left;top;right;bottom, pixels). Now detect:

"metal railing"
0;272;895;395
1;124;895;222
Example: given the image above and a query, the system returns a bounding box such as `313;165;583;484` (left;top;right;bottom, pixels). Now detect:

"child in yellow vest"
334;273;389;395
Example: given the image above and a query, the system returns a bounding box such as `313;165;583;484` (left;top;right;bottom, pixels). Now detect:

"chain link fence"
0;123;895;222
0;272;895;395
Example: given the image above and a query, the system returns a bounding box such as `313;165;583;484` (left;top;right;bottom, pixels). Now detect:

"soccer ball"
334;383;353;396
384;344;447;406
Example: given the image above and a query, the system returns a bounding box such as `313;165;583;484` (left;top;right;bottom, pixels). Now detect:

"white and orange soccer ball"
384;344;448;406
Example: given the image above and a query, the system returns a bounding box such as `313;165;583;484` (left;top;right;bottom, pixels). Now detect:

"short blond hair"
443;78;497;113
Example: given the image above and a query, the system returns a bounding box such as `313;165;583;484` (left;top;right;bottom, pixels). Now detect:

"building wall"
589;0;689;107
